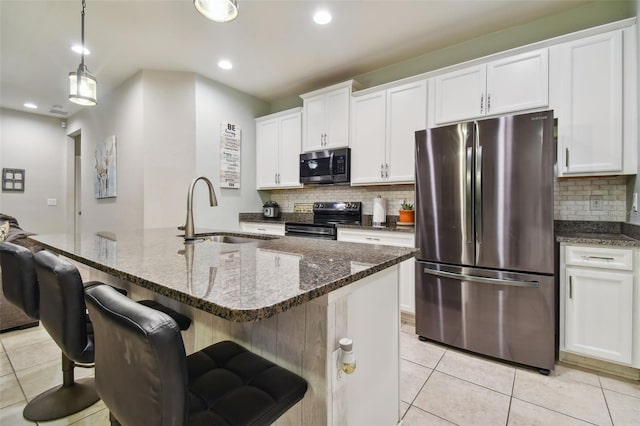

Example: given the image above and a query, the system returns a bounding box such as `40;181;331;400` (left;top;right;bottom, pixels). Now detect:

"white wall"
194;75;269;231
0;108;67;233
63;69;269;234
66;72;145;233
141;70;197;229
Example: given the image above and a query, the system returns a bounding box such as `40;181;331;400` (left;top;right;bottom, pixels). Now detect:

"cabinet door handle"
487;94;491;112
380;164;384;178
385;163;389;178
365;237;380;241
480;94;484;114
569;276;573;299
584;256;615;261
565;148;569;169
257;228;266;232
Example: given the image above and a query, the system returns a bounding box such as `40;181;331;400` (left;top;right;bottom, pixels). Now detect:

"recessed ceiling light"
218;59;233;70
313;10;332;25
24;102;38;109
71;44;91;55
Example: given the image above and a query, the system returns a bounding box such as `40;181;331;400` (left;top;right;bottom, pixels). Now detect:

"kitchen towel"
373;196;386;227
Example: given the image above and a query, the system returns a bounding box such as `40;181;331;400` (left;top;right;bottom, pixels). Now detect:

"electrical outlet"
47;198;57;206
590;196;603;211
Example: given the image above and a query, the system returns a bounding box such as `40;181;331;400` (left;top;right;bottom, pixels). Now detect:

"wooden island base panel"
31;228;417;426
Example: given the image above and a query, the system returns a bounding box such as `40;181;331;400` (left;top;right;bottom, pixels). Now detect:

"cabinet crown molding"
299;79;363;100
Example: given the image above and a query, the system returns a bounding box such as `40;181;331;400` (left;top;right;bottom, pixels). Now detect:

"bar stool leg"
22;353;100;421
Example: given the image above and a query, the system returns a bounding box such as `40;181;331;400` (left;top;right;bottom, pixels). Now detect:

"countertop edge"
555;234;640;247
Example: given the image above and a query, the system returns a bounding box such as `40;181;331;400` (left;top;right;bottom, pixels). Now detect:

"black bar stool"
85;284;308;426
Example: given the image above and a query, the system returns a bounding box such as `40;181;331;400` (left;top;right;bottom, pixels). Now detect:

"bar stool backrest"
85;284;189;426
34;250;94;364
0;242;39;319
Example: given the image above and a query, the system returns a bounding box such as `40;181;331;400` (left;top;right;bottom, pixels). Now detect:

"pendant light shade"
194;0;239;22
69;0;97;106
69;65;97;106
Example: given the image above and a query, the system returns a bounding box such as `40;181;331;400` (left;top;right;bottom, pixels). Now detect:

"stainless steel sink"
208;235;263;244
178;231;278;244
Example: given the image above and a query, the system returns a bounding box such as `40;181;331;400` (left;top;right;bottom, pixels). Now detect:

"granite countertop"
555;232;640;247
29;228;417;322
239;213;415;234
555;221;640;247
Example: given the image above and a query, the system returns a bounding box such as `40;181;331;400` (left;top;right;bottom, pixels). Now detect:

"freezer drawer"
415;261;556;371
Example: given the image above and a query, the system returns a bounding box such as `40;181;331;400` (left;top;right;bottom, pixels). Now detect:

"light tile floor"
1;323;639;425
399;323;640;426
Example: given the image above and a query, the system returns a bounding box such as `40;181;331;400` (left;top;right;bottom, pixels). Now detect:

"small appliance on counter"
372;196;386;228
262;201;280;218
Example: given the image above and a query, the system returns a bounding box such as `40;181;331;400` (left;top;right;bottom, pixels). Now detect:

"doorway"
68;131;82;234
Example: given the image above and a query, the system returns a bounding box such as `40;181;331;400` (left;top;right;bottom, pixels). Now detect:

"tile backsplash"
269;185;415;215
554;176;628;221
268;176;630;222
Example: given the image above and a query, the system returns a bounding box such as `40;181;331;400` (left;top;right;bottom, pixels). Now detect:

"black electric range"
285;202;362;240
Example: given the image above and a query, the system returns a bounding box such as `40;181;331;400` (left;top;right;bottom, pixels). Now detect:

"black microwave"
299;148;350;185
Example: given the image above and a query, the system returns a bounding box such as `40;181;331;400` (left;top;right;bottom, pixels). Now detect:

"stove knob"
317;203;323;208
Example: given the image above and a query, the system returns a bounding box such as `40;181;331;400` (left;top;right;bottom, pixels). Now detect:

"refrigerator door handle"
465;147;473;243
475;145;483;245
422;267;539;288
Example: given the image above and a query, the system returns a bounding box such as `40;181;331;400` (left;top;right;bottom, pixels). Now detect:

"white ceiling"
1;0;594;118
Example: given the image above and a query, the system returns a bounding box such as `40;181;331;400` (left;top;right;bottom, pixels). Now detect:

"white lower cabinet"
337;228;415;314
561;244;635;366
239;222;285;236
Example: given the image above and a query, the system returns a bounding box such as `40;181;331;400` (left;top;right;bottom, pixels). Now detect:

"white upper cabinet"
351;91;387;184
351;80;427;185
255;108;302;190
486;49;549;115
256;118;280;189
432;48;549;125
556;28;637;176
301;81;355;152
386;81;428;183
433;65;486;125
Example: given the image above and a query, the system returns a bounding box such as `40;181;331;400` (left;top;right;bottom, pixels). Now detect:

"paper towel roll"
373;197;386;227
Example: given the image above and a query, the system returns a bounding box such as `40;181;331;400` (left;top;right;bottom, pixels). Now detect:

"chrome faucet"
184;176;217;240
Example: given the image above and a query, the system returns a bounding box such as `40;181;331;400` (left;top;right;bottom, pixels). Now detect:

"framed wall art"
94;136;117;198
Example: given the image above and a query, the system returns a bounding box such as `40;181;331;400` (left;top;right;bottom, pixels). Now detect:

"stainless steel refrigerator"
414;110;556;372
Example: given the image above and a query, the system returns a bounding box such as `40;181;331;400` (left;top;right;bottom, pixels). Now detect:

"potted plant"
399;200;414;224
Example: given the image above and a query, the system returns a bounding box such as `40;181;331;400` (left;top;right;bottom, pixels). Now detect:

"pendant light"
193;0;239;23
69;0;97;106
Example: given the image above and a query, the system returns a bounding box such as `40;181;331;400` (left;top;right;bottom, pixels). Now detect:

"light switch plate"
47;198;57;206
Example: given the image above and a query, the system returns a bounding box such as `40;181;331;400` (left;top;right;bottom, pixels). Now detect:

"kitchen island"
30;228;416;426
